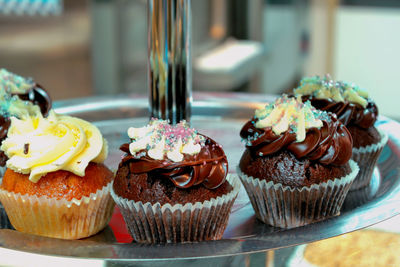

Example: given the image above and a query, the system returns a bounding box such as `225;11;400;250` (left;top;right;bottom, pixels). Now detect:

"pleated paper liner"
350;128;388;190
111;174;241;243
237;160;359;229
0;181;115;239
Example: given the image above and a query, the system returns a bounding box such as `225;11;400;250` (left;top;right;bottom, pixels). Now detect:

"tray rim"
0;93;399;262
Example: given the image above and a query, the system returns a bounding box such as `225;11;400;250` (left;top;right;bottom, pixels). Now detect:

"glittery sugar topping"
0;69;40;119
128;119;205;162
0;68;34;95
294;74;369;108
252;95;326;142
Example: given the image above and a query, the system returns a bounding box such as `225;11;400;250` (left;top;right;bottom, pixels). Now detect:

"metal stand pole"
148;0;192;124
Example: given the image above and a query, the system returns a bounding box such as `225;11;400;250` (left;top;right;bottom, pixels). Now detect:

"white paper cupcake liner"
350;128;388;190
237;160;359;229
111;174;241;243
0;182;115;239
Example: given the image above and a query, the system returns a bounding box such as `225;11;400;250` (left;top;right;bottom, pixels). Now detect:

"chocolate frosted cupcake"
238;95;358;228
112;119;240;243
294;75;388;190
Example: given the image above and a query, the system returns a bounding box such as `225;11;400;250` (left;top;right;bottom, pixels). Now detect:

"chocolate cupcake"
238;95;358;228
294;75;388;190
112;119;240;243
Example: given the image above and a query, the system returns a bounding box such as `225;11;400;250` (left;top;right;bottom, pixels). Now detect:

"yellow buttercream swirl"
255;96;323;142
1;111;107;183
294;75;369;108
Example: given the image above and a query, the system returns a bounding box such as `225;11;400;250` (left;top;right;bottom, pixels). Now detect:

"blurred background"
0;0;399;120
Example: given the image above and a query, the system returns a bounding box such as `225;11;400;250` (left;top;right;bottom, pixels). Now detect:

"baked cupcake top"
294;75;378;129
119;119;228;189
240;95;352;165
0;69;52;167
1;110;108;182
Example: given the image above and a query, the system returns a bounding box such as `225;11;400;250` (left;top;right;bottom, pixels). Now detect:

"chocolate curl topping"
120;136;228;189
240;113;353;166
301;96;378;129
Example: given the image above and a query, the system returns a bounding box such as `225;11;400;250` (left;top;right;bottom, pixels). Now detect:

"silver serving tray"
0;93;399;262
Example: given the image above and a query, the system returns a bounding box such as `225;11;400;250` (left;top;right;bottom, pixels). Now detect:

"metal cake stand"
0;92;398;265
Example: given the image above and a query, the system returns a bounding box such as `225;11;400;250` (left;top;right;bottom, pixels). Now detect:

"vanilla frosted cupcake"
0;111;114;239
294;76;388;190
112;119;240;243
238;95;358;228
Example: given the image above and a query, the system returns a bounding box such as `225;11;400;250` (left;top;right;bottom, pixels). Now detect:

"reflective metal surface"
148;0;192;123
0;93;399;262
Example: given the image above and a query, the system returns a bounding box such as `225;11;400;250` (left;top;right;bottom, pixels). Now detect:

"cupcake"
0;69;52;228
238;95;358;228
0;110;115;239
112;119;240;243
294;75;388;190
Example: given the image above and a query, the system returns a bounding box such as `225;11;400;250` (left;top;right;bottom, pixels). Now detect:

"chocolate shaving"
24;143;29;154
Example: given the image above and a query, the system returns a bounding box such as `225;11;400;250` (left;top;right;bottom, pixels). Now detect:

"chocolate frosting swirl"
0;84;52;167
119;135;228;189
301;95;378;129
240;113;353;165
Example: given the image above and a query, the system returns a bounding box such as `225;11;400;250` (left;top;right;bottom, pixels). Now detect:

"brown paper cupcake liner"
0;182;115;239
237;160;359;229
111;174;241;243
350;128;388;190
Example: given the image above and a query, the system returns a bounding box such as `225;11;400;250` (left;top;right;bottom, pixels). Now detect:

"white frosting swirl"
127;119;204;162
1;111;107;182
